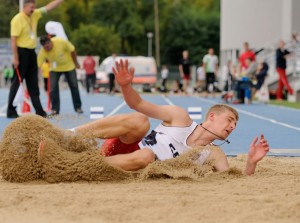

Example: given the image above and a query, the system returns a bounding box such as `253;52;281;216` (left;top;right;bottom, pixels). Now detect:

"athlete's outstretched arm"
245;134;269;175
113;59;191;126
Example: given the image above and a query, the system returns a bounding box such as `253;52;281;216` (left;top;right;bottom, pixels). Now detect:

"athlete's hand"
247;134;269;164
113;59;135;87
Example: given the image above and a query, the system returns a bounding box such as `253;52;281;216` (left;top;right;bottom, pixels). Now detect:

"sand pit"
0;115;299;222
0;156;299;223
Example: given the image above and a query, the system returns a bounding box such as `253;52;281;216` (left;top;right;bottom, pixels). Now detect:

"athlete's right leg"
74;112;150;144
104;148;156;171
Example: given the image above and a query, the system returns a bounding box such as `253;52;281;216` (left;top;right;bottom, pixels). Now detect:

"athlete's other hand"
248;134;269;165
113;59;135;87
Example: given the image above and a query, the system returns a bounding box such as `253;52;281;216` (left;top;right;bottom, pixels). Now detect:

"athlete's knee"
128;113;150;134
208;147;229;172
133;149;155;169
208;147;227;161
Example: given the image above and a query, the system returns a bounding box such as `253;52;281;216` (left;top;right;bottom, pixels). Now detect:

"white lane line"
193;96;300;131
238;109;300;131
0;103;7;113
162;95;174;105
106;101;126;117
268;104;300;112
235;109;300;131
270;149;300;154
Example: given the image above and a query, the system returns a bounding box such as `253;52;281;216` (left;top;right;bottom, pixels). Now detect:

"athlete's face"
212;111;237;139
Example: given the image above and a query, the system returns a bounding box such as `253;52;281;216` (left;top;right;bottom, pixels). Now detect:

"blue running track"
0;88;299;156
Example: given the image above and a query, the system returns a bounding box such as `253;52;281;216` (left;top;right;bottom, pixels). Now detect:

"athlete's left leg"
74;112;150;144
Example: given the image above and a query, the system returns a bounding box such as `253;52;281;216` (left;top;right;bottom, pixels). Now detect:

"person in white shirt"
160;65;169;92
195;63;205;93
105;53;117;94
202;48;218;97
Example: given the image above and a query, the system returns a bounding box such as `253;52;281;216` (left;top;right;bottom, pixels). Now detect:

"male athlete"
40;60;269;175
40;60;270;175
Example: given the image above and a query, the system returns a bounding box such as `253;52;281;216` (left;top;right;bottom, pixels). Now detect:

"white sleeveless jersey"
138;121;199;161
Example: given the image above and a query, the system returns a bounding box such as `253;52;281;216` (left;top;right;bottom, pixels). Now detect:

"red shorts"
100;138;140;156
183;74;191;80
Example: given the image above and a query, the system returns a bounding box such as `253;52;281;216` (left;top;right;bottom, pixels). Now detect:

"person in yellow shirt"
7;0;64;118
38;36;83;116
40;60;50;92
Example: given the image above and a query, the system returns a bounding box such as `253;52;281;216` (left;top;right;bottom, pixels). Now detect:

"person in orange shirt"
83;54;96;94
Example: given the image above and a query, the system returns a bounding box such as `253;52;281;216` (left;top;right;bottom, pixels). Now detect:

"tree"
71;24;121;60
161;4;220;65
0;0;18;37
91;0;145;55
0;0;221;66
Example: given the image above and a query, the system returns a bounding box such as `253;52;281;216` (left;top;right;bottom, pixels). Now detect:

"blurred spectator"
291;32;299;45
251;62;268;101
40;60;50;92
194;62;205;93
38;36;83;115
105;53;117;94
160;65;169;92
3;65;14;87
222;60;236;102
7;0;64;118
244;58;258;78
239;42;256;72
83;54;96;94
203;48;218;97
275;40;294;100
178;50;192;93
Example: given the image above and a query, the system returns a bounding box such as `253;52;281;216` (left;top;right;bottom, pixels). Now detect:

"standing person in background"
160;65;169;92
239;42;256;72
203;48;218;97
275;40;294;100
83;54;96;94
40;60;50;92
3;65;13;87
7;0;64;118
106;53;117;94
178;50;192;94
194;62;205;93
38;36;83;116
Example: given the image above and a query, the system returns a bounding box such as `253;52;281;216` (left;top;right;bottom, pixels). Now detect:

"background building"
220;0;300;101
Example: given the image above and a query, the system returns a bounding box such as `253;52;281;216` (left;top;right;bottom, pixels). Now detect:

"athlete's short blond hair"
205;104;239;121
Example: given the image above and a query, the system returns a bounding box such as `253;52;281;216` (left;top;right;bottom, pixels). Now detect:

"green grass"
269;100;300;110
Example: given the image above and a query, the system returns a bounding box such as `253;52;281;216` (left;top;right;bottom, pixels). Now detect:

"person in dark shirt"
178;50;192;93
251;62;268;101
275;40;294;100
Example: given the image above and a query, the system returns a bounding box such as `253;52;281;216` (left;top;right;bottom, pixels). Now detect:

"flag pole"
19;0;24;12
